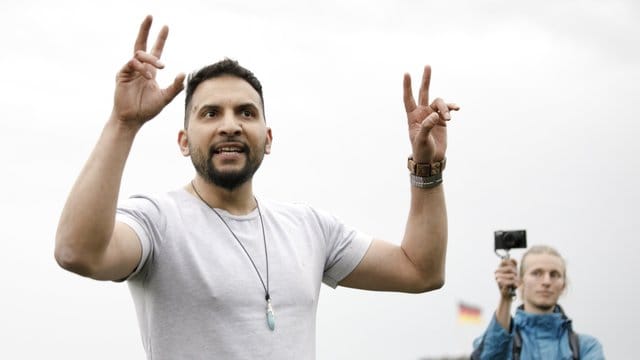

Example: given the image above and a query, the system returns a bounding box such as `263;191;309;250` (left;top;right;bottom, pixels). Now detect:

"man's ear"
264;127;273;154
178;129;190;156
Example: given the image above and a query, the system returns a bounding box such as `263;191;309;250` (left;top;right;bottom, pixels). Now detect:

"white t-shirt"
116;189;372;360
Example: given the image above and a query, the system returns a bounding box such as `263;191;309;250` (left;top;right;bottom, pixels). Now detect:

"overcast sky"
1;0;638;358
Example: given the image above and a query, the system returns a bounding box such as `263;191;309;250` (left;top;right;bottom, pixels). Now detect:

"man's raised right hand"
495;258;518;299
112;15;185;128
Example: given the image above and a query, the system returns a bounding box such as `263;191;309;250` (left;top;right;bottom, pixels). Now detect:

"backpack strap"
556;304;580;360
569;329;580;360
513;328;522;360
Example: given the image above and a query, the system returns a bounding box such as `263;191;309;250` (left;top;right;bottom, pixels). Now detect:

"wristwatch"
407;157;446;177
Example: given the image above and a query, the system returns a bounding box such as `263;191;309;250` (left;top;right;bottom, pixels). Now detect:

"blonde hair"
519;245;567;279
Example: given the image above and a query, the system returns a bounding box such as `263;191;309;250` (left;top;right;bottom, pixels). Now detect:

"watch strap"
410;173;443;189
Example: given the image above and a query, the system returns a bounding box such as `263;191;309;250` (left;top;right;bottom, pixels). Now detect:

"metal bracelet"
410;173;443;189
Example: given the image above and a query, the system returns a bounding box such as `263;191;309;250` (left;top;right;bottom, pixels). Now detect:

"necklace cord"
190;181;270;300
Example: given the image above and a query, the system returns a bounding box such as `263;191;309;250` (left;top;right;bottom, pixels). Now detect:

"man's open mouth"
211;143;248;155
214;146;244;154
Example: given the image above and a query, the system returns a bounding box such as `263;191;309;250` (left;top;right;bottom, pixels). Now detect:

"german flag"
457;302;482;324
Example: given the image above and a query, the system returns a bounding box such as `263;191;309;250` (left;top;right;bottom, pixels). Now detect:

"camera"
494;229;527;297
494;230;527;251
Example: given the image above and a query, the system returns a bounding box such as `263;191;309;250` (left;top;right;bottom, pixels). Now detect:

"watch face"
408;158;445;176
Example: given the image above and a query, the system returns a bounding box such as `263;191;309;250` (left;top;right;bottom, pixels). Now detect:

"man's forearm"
55;116;139;275
401;184;447;290
495;296;512;331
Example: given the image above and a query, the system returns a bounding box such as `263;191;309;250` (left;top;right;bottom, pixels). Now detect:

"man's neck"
187;177;256;215
523;303;556;315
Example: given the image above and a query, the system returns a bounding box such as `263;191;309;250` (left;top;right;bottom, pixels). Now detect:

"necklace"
190;181;275;331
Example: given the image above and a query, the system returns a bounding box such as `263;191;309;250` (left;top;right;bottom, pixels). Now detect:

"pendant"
266;299;275;331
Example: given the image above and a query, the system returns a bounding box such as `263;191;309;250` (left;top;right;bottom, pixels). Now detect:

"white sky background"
1;0;638;358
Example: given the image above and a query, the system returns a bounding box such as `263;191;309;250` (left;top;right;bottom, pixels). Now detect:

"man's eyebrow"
191;104;218;114
197;104;220;110
195;102;258;109
236;102;259;109
530;266;561;271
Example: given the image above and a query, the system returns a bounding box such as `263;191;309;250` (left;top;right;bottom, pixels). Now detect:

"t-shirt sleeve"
116;194;164;280
309;207;372;288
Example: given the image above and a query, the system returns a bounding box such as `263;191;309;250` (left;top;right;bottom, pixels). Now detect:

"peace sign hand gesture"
403;65;459;164
112;15;185;128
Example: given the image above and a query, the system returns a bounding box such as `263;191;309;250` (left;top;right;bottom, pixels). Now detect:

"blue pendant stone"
267;309;275;330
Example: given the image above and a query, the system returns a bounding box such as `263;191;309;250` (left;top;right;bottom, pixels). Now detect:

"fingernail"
444;113;451;120
157;60;165;67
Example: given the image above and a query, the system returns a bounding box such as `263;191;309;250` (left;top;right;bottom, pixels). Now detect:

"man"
471;245;604;359
55;15;459;359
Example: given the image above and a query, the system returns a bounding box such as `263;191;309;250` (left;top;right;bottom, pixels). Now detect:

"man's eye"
532;270;542;276
204;110;217;117
242;110;254;117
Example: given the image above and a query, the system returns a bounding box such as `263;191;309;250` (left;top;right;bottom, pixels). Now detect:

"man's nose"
219;113;242;136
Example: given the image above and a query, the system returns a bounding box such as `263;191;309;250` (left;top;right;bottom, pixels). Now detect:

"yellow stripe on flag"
457;302;482;324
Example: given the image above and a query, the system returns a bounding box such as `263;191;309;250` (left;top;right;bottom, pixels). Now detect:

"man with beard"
55;15;458;359
471;245;604;359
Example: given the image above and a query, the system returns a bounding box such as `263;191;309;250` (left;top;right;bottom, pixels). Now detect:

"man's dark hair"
184;58;264;128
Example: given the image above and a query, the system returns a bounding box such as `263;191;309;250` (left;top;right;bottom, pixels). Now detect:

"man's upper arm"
92;222;143;281
338;239;427;292
104;193;161;281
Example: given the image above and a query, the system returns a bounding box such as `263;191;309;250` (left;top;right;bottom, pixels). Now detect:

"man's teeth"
218;147;242;153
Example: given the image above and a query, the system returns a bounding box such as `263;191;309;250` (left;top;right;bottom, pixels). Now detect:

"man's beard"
533;302;555;312
190;143;264;191
525;291;557;312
